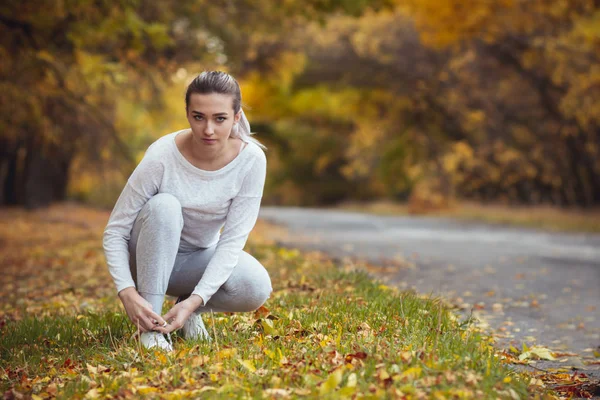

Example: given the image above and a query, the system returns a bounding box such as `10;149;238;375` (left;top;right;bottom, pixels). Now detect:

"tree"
0;0;389;208
260;1;600;207
402;0;600;206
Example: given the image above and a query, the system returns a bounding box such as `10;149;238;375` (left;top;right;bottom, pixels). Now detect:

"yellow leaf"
319;368;343;395
346;372;357;388
191;355;209;367
264;349;276;360
156;352;167;364
137;386;158;395
218;348;237;359
400;351;413;363
237;359;257;373
85;388;101;399
261;318;276;335
278;349;289;366
377;368;390;381
400;367;422;380
86;364;97;374
338;386;356;396
518;346;555;361
529;378;544;386
335;324;342;347
175;347;191;358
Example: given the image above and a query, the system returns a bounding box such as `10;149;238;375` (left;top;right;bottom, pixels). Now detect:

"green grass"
0;243;546;399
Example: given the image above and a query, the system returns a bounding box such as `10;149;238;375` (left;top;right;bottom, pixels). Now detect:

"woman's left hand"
153;295;204;334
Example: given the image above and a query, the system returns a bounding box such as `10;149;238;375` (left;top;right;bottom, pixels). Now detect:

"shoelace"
164;332;173;348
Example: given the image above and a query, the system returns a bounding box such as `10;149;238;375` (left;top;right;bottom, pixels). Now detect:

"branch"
0;15;38;49
38;58;135;163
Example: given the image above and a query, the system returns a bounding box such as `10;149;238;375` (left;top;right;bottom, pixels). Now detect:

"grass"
0;204;552;399
337;200;600;233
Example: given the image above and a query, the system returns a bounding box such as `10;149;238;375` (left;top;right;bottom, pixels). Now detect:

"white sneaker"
182;312;211;341
140;331;173;351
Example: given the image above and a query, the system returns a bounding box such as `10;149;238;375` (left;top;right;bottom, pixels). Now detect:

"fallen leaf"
217;348;237;359
519;346;556;361
136;386;158;395
237;359;257;373
319;368;343;395
346;372;357;388
344;351;367;363
263;388;291;398
254;306;270;318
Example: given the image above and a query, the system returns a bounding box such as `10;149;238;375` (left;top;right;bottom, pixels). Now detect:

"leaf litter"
0;204;595;398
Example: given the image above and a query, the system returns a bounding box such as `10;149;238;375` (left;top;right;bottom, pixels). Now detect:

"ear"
234;110;242;124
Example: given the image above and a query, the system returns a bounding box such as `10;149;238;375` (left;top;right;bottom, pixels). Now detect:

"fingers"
139;315;156;332
162;308;176;322
152;317;180;334
154;309;184;334
141;303;190;334
133;317;151;333
152;324;169;334
146;309;167;326
153;323;177;334
130;309;157;332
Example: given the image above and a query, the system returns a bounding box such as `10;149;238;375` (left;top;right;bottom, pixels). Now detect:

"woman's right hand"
118;287;167;332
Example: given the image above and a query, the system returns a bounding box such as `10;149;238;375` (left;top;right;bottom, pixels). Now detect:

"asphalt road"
259;206;600;356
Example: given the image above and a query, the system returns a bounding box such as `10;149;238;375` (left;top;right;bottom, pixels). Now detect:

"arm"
158;193;264;332
103;183;154;293
103;155;164;294
103;152;168;331
192;151;267;306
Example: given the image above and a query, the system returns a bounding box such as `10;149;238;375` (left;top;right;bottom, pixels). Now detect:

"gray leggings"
128;193;272;315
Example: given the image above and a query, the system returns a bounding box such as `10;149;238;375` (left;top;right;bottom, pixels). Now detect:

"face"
186;92;241;150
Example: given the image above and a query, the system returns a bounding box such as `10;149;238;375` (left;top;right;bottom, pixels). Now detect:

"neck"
189;134;229;162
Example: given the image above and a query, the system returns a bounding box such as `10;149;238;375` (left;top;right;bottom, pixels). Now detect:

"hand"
153;295;204;334
118;287;167;333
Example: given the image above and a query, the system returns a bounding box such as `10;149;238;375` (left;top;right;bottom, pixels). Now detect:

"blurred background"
1;0;599;213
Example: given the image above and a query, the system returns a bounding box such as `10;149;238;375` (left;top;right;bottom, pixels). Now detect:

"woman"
103;71;272;351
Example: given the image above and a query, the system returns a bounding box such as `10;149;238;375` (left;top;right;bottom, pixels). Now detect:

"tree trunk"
0;139;73;209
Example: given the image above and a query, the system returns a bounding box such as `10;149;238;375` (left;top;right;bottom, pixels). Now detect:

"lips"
202;138;217;144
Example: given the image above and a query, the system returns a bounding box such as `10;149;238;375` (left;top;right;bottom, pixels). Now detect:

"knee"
240;268;273;312
145;193;183;227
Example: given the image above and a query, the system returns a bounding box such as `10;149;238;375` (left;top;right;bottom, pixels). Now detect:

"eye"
193;115;204;121
216;117;227;122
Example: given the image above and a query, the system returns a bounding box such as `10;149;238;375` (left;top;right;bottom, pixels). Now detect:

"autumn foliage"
248;0;600;208
1;0;599;208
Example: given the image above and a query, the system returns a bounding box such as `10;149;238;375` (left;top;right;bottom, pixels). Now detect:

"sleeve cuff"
191;287;211;307
116;282;137;295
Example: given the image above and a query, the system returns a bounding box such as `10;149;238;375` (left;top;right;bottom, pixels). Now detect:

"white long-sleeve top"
102;128;266;305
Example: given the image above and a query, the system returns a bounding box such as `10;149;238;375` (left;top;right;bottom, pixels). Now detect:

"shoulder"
129;131;181;180
239;142;266;190
244;141;267;166
143;131;180;159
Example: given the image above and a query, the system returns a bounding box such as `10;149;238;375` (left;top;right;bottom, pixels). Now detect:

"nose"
203;121;214;135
